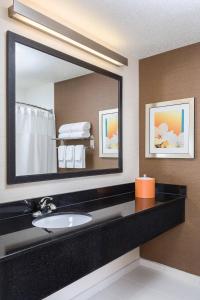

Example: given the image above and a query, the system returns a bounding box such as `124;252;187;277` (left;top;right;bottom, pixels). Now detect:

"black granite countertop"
0;183;186;263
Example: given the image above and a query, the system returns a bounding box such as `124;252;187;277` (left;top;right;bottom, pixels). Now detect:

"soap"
135;174;155;198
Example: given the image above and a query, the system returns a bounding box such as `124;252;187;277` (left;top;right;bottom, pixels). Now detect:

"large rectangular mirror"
7;31;122;184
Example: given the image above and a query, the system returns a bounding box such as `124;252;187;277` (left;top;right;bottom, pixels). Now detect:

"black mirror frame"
6;31;123;184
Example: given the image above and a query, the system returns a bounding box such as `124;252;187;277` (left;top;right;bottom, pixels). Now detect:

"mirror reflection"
15;43;119;176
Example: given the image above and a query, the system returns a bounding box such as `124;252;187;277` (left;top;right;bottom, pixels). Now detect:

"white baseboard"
72;258;140;300
140;258;200;286
73;258;200;300
45;253;200;300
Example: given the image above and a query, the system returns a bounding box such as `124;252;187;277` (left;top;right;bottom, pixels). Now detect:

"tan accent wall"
139;43;200;276
55;72;118;170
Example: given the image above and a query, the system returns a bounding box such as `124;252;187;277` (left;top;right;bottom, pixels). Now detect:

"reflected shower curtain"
16;104;57;176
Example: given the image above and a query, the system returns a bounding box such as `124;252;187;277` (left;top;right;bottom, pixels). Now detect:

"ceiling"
0;0;200;58
15;0;200;59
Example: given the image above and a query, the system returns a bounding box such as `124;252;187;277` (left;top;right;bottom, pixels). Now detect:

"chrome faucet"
32;196;57;217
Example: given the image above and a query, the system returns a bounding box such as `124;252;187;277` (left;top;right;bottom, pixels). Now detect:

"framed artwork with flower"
145;98;194;158
99;108;118;158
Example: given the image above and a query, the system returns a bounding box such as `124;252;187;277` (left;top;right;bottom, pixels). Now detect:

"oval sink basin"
32;212;92;229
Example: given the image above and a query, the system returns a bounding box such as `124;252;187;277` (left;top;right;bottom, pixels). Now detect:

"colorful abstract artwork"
99;108;118;157
154;109;185;149
145;98;194;158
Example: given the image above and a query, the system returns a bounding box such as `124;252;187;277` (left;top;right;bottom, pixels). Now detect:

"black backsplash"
0;182;186;221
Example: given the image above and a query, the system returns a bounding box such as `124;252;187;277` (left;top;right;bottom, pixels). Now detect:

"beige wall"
139;43;200;275
0;5;140;297
55;73;118;171
0;1;139;298
0;2;139;203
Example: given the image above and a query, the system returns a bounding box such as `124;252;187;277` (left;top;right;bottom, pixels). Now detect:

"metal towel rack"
52;135;95;150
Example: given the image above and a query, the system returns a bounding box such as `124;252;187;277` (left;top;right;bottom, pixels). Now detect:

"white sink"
32;212;92;229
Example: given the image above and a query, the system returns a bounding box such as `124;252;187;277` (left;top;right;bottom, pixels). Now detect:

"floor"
86;265;200;300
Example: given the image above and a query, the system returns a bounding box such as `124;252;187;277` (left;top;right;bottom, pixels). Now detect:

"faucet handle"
39;196;54;208
48;203;57;211
32;196;57;217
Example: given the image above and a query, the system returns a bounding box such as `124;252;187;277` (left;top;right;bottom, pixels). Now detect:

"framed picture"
145;98;194;158
99;108;118;158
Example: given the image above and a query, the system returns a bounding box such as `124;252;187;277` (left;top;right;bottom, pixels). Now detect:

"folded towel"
59;122;91;133
65;145;73;160
58;130;90;139
74;145;85;168
65;145;74;168
58;145;66;168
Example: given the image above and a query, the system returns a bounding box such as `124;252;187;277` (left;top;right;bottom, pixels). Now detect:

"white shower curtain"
16;104;57;176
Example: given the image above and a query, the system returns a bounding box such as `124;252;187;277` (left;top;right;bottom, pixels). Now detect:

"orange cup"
135;175;155;198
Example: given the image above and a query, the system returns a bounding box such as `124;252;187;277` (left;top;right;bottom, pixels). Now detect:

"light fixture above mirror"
8;0;128;67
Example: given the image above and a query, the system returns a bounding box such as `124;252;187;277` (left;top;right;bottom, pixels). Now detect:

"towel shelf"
52;135;95;150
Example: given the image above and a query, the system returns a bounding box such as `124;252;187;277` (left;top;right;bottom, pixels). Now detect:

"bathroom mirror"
7;31;122;184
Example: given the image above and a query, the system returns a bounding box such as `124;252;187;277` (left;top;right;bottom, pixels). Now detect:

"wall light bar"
8;0;128;66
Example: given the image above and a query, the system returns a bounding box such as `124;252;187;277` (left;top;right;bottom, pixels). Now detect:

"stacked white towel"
74;145;86;168
58;122;90;139
58;123;89;168
59;122;90;133
58;131;90;139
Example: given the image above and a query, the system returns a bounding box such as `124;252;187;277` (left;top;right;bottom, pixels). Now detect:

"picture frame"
145;97;194;159
99;108;118;158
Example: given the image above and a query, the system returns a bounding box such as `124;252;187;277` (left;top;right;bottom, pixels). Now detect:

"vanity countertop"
0;185;186;263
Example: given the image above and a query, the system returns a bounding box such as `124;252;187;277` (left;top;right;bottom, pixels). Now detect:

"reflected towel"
66;145;74;168
58;145;66;168
74;145;85;168
59;122;91;133
58;131;90;139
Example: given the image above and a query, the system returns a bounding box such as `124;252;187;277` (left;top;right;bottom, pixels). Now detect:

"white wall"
0;3;139;203
0;2;139;298
16;87;26;102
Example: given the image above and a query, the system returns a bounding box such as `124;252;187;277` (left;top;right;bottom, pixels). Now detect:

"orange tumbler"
135;175;155;198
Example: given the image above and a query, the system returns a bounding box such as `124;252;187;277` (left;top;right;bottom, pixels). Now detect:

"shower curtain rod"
16;101;53;113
